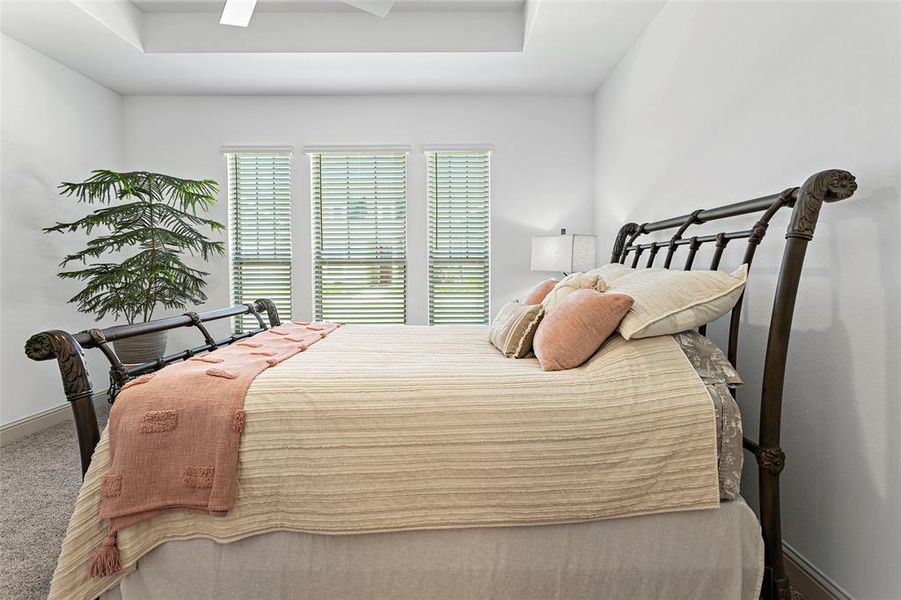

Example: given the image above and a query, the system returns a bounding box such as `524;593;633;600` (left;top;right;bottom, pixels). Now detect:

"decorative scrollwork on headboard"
755;446;786;476
787;169;857;240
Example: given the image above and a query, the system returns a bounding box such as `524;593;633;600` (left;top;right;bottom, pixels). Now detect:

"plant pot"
113;330;168;365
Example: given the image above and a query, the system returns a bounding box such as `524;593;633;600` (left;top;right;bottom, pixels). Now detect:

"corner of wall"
1;35;126;426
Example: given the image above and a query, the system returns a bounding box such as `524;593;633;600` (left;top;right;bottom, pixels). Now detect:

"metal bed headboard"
609;168;857;600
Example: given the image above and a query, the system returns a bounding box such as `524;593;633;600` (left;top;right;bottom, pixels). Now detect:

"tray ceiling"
1;0;664;95
130;0;526;13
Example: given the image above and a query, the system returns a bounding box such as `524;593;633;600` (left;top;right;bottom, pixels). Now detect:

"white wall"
122;94;595;348
1;35;123;426
593;2;900;598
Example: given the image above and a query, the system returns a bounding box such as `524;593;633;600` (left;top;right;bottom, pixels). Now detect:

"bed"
25;168;858;600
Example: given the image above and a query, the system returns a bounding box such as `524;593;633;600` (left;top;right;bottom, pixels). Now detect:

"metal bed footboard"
24;299;281;474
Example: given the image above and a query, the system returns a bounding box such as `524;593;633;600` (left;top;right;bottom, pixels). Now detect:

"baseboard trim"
0;403;72;445
784;543;854;600
0;392;107;446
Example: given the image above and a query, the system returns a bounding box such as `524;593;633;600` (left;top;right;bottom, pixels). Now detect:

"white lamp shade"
530;234;596;273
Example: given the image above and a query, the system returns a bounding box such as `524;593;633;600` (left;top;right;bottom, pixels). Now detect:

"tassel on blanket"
90;533;121;577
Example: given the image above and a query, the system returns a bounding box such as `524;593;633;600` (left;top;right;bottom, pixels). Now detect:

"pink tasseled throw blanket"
90;321;339;577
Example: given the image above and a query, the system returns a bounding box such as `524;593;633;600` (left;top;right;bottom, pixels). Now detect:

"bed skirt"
103;499;763;600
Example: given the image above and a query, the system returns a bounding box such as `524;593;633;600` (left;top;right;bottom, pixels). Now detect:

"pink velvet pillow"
533;290;634;371
523;278;558;305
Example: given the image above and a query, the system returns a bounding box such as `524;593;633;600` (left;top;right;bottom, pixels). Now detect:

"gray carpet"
0;398;109;600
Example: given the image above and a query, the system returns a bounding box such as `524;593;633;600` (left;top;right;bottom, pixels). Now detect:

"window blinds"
311;152;407;323
427;151;491;325
227;152;293;333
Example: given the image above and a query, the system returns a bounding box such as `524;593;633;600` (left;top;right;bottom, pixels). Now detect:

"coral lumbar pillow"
610;265;748;339
523;278;558;305
488;301;545;358
533;290;634;371
541;272;606;311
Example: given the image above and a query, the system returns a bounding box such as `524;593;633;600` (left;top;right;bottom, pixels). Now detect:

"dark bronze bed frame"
25;168;858;600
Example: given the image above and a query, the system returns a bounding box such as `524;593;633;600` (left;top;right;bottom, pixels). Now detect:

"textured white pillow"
609;265;748;339
586;263;662;288
542;272;605;311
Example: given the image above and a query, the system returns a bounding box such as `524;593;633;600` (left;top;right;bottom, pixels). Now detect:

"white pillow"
585;263;663;289
609;265;748;339
542;272;605;311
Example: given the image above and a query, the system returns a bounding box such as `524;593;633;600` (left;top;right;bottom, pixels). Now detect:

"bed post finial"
25;330;98;475
787;169;857;240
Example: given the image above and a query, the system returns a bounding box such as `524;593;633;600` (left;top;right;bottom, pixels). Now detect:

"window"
226;151;293;332
311;152;407;323
427;151;491;324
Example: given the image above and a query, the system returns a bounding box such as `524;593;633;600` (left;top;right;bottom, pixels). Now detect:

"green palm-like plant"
44;170;225;324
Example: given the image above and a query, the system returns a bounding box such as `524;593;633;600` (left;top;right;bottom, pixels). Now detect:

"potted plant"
45;170;225;364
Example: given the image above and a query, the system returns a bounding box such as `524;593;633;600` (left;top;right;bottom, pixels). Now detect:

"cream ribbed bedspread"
50;326;720;600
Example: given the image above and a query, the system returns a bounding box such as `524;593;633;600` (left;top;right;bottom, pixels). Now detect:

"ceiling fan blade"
341;0;396;18
220;0;258;27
